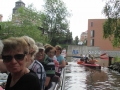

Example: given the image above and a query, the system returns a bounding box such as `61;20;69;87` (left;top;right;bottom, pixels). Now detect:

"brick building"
80;31;87;41
87;19;120;51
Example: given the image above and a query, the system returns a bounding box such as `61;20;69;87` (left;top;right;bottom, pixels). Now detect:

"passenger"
61;48;68;65
45;45;60;88
0;40;3;54
44;44;51;49
80;56;84;62
0;40;4;90
1;37;41;90
45;46;59;73
0;40;7;73
84;57;89;63
88;57;96;64
35;42;55;90
21;36;46;90
55;45;66;74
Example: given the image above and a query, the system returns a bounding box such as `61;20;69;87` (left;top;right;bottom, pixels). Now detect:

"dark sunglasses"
2;54;26;63
39;49;44;52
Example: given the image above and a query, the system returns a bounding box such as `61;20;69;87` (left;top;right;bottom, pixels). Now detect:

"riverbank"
108;62;120;72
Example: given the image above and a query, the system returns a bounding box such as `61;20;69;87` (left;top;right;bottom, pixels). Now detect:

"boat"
81;62;101;69
77;61;83;64
77;61;101;69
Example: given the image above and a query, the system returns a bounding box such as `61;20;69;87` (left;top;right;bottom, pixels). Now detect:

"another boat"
77;61;101;69
81;62;101;69
77;61;83;64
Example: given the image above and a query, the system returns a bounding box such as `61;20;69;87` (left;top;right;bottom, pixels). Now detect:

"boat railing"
54;67;66;90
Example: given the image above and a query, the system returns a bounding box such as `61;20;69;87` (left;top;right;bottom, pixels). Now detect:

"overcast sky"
0;0;106;39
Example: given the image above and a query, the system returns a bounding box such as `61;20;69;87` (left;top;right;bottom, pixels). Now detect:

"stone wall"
67;45;120;57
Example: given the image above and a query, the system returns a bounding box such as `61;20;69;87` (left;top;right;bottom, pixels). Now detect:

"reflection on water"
65;61;120;90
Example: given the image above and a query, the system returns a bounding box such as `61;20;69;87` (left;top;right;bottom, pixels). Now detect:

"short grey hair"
0;40;3;54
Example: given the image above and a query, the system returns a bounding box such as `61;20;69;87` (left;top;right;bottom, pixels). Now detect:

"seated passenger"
55;45;66;74
21;36;46;90
2;37;41;90
35;42;55;90
45;46;59;73
88;57;96;64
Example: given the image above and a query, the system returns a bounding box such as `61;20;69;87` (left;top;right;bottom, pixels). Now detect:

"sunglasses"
39;49;44;52
2;54;26;63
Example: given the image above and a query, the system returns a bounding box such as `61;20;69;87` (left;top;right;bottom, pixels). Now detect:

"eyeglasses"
2;54;26;63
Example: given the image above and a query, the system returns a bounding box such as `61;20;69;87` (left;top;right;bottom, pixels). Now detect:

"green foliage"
41;0;72;44
103;0;120;47
73;36;79;45
0;5;48;44
113;56;120;63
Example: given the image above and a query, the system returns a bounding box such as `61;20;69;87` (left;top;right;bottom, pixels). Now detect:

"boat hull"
77;61;101;69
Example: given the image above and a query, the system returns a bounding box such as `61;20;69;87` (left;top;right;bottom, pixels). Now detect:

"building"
87;19;120;51
12;0;25;24
80;31;87;41
0;14;3;22
13;0;25;14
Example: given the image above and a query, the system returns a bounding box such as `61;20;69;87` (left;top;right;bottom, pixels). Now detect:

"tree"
74;36;79;45
103;0;120;47
41;0;71;44
0;4;48;44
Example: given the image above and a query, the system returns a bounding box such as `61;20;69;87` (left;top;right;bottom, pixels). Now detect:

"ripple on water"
65;62;120;90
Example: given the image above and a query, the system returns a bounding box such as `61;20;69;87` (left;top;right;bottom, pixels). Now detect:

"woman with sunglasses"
1;37;40;90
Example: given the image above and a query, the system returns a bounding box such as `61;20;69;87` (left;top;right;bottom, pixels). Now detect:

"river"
64;58;120;90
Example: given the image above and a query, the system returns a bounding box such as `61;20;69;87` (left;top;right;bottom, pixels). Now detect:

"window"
91;22;93;27
90;39;94;46
90;30;94;37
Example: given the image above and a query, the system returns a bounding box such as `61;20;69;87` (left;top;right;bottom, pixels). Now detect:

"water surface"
65;61;120;90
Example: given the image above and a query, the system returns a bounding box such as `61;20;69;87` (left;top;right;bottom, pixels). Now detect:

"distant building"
0;14;3;22
13;0;25;14
87;19;120;51
12;0;25;24
80;31;87;41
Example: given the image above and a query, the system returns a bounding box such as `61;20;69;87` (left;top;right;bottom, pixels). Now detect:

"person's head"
21;36;38;60
1;37;29;74
44;44;51;49
55;45;62;55
35;42;45;62
0;40;3;58
45;46;56;58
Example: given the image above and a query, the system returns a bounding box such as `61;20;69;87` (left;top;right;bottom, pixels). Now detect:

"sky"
0;0;106;39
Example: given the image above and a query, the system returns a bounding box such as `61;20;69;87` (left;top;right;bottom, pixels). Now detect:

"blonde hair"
2;37;29;55
55;45;62;53
44;44;51;49
21;36;38;58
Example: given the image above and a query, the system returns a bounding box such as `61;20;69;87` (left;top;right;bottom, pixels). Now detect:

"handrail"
54;67;66;90
61;67;66;90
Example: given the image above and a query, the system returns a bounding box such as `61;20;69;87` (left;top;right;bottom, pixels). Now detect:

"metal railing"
54;67;66;90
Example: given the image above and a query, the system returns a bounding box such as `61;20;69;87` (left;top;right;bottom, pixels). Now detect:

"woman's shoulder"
21;70;39;81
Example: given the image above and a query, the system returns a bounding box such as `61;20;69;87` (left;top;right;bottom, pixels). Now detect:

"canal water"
65;58;120;90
